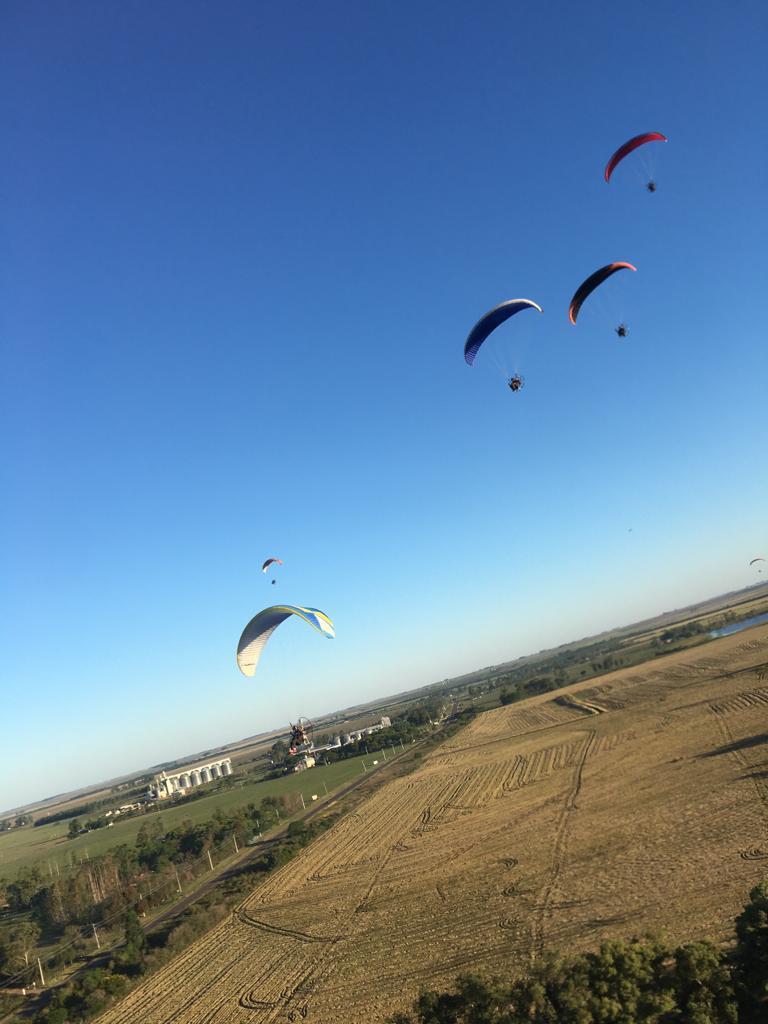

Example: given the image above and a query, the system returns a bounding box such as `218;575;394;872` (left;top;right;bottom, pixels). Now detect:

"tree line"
0;792;302;992
30;815;336;1024
33;785;149;829
267;700;449;769
388;880;768;1024
0;815;32;831
2;699;450;991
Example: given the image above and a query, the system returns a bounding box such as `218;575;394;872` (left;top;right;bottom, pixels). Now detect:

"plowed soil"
96;626;768;1024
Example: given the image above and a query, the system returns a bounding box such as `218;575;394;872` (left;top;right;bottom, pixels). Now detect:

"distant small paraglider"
604;132;668;191
261;557;283;584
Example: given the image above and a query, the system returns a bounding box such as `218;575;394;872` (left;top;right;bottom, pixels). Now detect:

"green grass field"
0;751;391;880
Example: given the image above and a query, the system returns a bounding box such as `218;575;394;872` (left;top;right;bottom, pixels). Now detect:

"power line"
0;827;248;990
3;770;347;994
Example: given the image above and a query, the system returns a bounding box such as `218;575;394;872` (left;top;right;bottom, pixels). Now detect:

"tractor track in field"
529;730;595;960
709;706;768;814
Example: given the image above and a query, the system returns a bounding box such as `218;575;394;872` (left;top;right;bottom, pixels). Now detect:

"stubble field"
96;626;768;1024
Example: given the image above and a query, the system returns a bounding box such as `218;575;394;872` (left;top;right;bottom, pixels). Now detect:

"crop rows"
96;627;768;1024
710;687;768;716
589;729;637;756
437;700;583;754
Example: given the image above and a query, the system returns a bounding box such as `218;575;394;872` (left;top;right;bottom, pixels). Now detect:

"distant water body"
710;611;768;638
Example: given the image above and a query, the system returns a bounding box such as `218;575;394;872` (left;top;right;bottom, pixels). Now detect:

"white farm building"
149;757;233;799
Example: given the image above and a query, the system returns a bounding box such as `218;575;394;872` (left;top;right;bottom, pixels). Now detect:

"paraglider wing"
261;557;283;573
464;299;542;366
604;132;668;183
568;263;636;325
749;557;766;566
237;605;335;677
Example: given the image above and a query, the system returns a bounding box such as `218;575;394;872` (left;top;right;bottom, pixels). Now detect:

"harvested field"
97;627;768;1024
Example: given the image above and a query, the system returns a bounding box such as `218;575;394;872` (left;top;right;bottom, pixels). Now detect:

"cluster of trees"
34;788;147;829
657;621;709;645
3;764;362;990
0;792;302;992
389;880;768;1024
265;700;446;771
66;816;110;839
33;814;337;1024
324;701;448;761
484;632;675;704
499;677;554;705
0;815;32;831
437;605;765;715
0;920;41;979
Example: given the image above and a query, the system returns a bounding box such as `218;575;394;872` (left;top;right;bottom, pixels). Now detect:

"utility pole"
361;761;367;772
275;807;281;823
232;835;239;854
382;748;387;761
300;793;306;810
55;861;60;876
92;924;101;949
37;957;45;987
174;868;183;895
207;850;214;871
47;861;53;878
323;781;328;796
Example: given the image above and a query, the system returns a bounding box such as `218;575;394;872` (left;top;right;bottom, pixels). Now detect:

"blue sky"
2;1;767;813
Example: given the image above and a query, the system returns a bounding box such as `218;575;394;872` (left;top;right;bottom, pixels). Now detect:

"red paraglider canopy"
604;132;668;183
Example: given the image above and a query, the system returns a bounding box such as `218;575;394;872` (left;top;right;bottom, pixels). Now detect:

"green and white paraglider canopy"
236;604;335;677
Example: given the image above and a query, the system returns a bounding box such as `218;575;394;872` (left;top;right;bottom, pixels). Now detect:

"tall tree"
734;879;768;1023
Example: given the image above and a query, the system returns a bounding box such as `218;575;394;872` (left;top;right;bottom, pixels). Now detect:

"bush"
388;918;760;1024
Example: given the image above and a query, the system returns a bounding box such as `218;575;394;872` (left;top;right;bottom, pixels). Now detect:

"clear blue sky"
2;1;767;813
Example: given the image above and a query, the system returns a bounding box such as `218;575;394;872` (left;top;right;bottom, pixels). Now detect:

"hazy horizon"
4;578;764;816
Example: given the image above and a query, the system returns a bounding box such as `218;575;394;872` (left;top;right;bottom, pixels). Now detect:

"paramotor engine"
289;717;313;754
